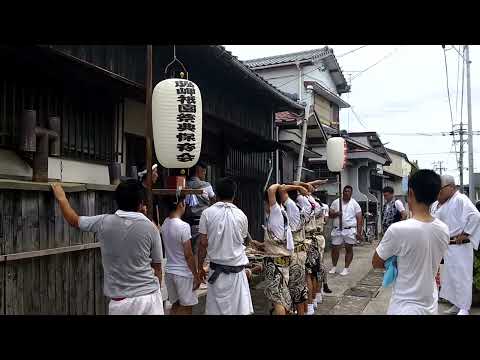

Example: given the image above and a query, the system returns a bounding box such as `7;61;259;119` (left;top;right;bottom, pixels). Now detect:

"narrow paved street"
180;240;480;315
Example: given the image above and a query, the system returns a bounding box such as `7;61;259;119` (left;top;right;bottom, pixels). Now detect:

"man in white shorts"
329;185;363;276
372;170;449;315
51;179;164;315
161;195;200;315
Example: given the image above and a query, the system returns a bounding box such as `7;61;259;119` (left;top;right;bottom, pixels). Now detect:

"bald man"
433;175;480;315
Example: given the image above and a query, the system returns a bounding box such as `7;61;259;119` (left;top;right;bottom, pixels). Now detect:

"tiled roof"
244;47;332;68
243;46;350;94
211;46;304;111
275;111;302;125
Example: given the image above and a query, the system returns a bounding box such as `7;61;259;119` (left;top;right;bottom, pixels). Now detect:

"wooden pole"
338;173;343;230
145;45;154;220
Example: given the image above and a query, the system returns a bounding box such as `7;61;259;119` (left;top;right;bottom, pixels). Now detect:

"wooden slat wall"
0;189;114;315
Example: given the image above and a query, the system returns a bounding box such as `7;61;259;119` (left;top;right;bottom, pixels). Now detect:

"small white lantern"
152;78;202;169
326;137;346;172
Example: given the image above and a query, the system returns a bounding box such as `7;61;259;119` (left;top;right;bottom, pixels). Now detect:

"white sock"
307;304;314;314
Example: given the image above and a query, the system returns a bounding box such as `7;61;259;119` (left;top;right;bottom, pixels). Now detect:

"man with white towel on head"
197;177;253;315
433;175;480;315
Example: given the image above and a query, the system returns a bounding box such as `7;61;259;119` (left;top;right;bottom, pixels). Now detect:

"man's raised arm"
307;179;329;189
51;183;80;228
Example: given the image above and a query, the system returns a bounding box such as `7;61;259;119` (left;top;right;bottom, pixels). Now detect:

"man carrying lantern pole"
325;136;364;276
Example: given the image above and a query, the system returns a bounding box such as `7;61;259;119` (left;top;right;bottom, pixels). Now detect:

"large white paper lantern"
152;78;202;169
326;137;346;172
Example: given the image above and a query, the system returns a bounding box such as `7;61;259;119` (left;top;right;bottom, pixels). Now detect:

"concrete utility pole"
296;85;313;182
465;45;475;201
433;161;446;175
459;125;465;191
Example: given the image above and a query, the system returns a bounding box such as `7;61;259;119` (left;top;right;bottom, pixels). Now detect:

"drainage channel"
328;269;384;315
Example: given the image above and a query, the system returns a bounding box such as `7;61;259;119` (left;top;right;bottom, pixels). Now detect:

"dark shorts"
190;224;200;255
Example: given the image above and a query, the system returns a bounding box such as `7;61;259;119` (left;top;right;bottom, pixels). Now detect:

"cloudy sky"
224;45;480;185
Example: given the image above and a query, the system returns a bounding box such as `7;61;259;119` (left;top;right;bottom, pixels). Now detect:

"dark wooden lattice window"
0;68;124;164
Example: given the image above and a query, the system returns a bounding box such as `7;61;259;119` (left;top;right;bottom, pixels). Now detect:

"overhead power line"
443;45;459;166
336;45;368;58
349;106;368;129
350;48;399;81
273;46;371;90
380;130;480;136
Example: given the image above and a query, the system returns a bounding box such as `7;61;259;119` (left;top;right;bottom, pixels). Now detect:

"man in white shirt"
282;189;309;315
329;185;363;276
312;193;332;300
161;195;200;315
259;183;308;315
382;186;407;233
372;170;450;315
434;175;480;315
186;162;216;254
197;177;253;315
290;179;328;314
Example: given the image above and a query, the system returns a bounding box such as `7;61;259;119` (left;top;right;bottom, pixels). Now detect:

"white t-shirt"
330;198;362;228
161;218;193;278
376;218;449;315
267;203;294;251
297;195;314;222
199;202;249;266
307;195;322;217
284;198;302;232
393;199;406;213
203;184;215;199
321;204;329;218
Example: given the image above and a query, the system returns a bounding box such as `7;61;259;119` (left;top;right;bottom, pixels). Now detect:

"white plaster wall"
302;63;337;95
255;62;340;102
255;66;300;99
0;149;32;177
384;152;404;177
48;157;110;184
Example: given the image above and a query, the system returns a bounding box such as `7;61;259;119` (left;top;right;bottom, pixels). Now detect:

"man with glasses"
433;175;480;315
